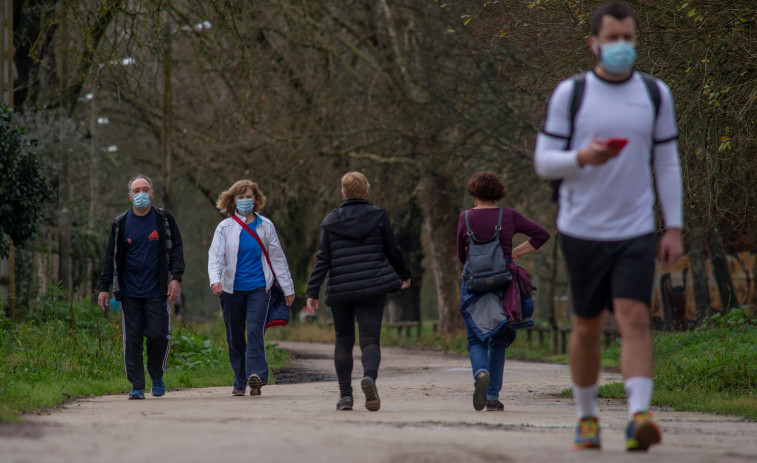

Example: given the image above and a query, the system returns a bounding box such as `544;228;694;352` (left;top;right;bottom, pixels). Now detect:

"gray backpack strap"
464;210;476;241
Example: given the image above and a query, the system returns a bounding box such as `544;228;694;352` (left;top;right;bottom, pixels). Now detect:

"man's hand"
658;227;683;269
97;291;110;312
306;297;318;314
400;279;411;290
210;282;223;295
285;294;295;307
577;138;622;167
167;280;181;302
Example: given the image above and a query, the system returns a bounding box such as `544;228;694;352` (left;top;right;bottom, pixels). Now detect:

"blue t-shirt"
120;209;162;298
234;221;266;291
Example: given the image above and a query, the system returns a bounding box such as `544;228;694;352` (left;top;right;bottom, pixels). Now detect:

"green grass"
598;308;757;420
0;296;288;422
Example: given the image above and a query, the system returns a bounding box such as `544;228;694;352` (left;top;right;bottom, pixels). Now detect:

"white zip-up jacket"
208;211;295;296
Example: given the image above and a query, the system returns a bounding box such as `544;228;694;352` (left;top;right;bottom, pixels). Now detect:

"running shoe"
625;411;661;452
473;371;489;411
231;388;246;396
247;374;262;396
336;396;354;410
361;377;381;411
151;378;165;397
573;416;601;449
128;389;145;400
486;399;504;411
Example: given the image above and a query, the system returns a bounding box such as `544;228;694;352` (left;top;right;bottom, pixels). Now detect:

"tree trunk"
687;222;711;323
706;226;738;313
418;175;463;334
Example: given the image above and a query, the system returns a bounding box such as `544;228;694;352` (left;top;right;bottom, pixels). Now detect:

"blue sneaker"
128;389;145;400
151;378;166;397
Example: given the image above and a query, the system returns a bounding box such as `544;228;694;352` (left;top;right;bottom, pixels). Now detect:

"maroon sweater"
456;207;550;265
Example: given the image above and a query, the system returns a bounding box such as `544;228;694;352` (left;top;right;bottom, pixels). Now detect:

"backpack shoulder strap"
464;210;478;242
638;72;661;120
567;72;587;150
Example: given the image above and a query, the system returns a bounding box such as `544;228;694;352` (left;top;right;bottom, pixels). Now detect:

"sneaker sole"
128;395;145;400
361;378;380;411
473;372;489;411
336;402;353;411
572;442;601;450
248;375;263;396
628;421;661;451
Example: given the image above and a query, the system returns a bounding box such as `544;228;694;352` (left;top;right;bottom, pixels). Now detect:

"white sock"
625;377;653;419
573;384;598;419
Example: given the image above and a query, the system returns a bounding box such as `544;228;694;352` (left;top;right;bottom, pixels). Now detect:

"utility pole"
2;0;15;318
57;2;72;299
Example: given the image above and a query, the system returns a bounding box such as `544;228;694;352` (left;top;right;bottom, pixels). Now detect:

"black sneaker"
360;377;380;411
232;388;246;396
336;396;354;410
473;371;489;411
486;399;504;411
247;374;262;396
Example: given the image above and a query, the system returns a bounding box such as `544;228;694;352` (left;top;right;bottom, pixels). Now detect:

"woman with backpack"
457;171;550;412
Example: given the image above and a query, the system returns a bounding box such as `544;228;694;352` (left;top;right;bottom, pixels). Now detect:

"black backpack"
462;208;513;293
548;71;662;201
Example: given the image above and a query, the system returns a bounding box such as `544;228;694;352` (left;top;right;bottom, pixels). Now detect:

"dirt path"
1;341;754;463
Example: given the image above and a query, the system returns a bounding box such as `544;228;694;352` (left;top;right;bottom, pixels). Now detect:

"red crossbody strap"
232;215;276;278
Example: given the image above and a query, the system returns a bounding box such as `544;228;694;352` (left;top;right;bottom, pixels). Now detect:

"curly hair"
466;171;506;202
216;179;267;216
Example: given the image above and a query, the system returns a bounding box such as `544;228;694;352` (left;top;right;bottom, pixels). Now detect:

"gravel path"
1;341;754;463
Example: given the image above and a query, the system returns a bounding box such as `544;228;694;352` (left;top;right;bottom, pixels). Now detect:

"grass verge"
0;298;288;422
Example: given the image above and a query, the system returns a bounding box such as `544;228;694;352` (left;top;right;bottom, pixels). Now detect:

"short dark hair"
466;171;506;202
591;2;635;36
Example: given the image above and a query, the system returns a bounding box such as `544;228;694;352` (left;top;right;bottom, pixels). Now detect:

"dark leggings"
330;295;386;398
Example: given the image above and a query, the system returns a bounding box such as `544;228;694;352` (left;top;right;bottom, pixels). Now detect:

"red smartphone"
606;137;628;152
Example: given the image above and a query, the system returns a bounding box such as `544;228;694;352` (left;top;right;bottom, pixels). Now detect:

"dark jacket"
99;207;185;300
306;199;410;305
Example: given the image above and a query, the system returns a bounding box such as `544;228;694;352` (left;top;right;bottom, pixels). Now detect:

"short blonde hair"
216;179;266;216
341;172;370;199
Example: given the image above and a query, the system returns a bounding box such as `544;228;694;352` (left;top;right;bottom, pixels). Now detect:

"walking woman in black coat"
306;172;411;412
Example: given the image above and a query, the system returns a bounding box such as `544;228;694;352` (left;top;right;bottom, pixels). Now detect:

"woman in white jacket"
208;179;295;397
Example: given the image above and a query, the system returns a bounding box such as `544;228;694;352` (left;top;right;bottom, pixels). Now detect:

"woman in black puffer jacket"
306;172;411;412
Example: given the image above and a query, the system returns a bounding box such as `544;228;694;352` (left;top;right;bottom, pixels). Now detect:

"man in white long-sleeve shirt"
534;1;683;453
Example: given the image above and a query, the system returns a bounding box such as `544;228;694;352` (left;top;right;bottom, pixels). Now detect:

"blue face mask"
600;40;637;74
236;198;255;214
132;192;151;210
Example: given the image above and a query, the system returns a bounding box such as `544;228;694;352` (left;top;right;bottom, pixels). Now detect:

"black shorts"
560;233;656;318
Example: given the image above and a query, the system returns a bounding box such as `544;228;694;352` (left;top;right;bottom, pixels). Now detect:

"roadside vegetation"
0;288;288;422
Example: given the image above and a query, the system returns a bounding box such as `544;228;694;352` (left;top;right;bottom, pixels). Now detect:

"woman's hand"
285;294;295;307
306;297;318;314
210;282;223;295
511;242;536;262
400;279;411;290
